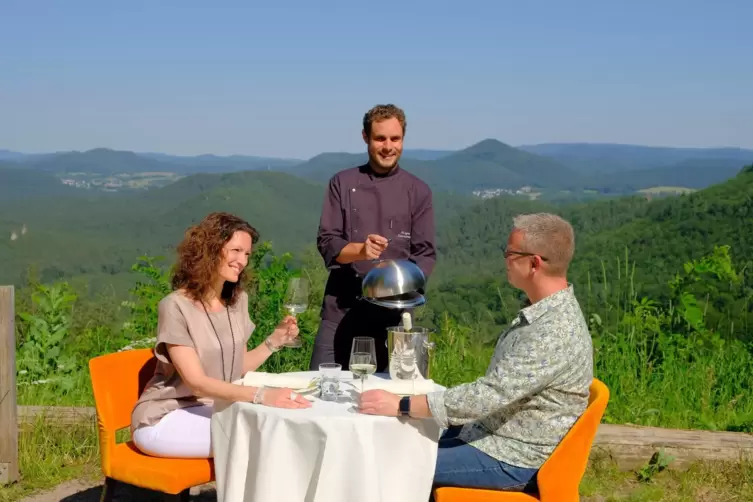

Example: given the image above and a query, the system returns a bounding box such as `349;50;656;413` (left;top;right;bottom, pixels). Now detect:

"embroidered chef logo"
397;231;411;240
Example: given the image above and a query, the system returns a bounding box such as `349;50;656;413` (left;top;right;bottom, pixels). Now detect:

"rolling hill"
0;171;328;288
284;139;582;192
519;143;753;175
14;148;302;176
6;142;750;194
409;139;583;192
0;165;476;292
28;148;183;175
435;163;753;290
281;152;369;182
0;164;76;200
401;149;454;161
138;152;303;172
586;158;746;192
428;163;753;342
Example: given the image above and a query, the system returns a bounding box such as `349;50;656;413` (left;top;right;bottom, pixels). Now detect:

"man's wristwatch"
399;396;411;416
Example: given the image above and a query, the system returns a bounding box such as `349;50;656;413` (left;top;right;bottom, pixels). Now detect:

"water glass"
319;363;341;401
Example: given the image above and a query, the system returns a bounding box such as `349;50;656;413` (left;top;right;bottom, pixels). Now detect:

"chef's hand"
359;389;400;416
362;234;389;260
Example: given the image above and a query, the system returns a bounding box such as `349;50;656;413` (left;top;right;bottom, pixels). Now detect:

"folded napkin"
242;372;316;390
360;377;437;395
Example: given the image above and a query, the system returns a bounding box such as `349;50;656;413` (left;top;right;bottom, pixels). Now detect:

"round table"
211;371;442;502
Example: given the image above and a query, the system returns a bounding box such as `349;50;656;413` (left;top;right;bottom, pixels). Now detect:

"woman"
131;212;311;459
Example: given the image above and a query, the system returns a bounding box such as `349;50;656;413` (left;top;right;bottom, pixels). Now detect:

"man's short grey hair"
512;213;575;275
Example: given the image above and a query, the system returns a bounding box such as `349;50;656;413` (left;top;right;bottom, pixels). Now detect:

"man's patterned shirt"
427;285;594;468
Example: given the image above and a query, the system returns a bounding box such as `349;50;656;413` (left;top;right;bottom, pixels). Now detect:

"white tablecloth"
211;371;443;502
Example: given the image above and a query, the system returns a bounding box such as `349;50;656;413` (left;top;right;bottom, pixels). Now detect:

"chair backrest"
89;348;157;474
536;378;609;502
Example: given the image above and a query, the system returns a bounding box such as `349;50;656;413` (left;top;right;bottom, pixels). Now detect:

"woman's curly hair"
171;212;259;307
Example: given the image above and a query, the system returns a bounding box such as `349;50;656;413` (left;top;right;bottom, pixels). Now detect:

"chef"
309;104;437;372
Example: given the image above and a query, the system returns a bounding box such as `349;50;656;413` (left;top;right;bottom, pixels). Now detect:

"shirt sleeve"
410;182;436;279
239;291;256;346
317;175;350;269
427;322;570;427
154;297;194;364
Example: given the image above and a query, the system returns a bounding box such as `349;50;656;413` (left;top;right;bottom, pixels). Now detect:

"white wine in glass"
349;337;377;393
282;277;309;348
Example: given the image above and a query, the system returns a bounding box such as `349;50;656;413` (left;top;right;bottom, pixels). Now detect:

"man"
310;104;436;372
360;213;593;493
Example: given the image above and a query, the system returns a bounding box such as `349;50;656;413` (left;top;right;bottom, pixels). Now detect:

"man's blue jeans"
432;427;539;493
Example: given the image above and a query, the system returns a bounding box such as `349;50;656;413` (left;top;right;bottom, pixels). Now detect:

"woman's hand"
260;387;312;409
268;315;299;347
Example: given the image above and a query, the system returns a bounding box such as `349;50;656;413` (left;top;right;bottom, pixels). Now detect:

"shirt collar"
519;284;574;325
362;162;401;180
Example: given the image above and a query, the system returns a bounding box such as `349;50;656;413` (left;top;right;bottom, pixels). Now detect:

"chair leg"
100;477;117;502
164;488;191;501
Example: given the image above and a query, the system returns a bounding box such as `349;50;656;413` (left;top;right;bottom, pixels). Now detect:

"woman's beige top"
131;290;254;432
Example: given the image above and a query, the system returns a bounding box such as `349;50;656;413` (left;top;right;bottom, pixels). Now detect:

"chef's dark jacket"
311;163;436;370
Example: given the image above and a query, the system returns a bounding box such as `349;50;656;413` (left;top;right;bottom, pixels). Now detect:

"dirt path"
18;480;217;502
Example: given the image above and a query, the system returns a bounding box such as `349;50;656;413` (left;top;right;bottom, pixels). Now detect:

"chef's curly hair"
363;104;406;137
171;212;259;307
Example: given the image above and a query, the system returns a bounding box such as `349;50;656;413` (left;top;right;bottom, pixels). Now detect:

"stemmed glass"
349;337;377;394
282;277;308;348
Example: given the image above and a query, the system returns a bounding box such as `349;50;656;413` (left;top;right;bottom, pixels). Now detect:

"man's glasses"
504;249;549;262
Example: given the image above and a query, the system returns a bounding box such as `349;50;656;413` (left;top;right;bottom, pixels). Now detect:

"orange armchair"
433;378;610;502
89;348;215;501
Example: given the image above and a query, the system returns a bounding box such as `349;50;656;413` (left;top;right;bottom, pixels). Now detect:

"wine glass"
349;337;377;394
282;277;309;348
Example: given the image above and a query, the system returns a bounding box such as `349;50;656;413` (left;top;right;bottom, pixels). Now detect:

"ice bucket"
386;326;435;380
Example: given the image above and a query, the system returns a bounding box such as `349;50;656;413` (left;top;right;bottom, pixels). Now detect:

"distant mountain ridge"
138;152;303;171
31;148;178;175
586;157;748;192
519;143;753;174
3;141;752;194
409;139;582;192
9;148;304;175
282;139;582;192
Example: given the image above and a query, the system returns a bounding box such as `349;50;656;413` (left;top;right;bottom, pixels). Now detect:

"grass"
583;247;753;432
0;421;99;502
15;371;94;407
581;456;753;501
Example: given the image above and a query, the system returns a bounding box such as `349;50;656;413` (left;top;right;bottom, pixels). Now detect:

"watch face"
400;396;410;415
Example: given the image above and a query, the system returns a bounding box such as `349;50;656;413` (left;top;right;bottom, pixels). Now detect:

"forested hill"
437;164;753;282
0;171;327;288
0;168;474;290
0;165;77;200
430;165;753;341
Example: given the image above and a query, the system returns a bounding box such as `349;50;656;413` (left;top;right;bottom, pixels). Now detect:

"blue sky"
1;0;751;158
